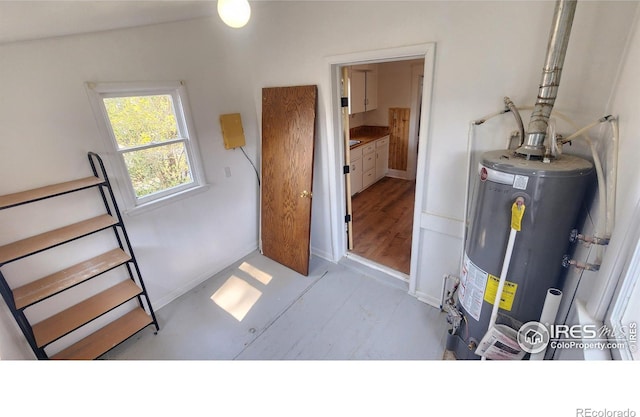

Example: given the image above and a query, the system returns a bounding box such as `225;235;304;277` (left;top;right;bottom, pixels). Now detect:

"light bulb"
217;0;251;29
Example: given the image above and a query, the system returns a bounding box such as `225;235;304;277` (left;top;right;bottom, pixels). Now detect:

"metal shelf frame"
0;152;159;359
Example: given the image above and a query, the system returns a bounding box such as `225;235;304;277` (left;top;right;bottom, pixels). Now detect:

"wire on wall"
239;146;260;186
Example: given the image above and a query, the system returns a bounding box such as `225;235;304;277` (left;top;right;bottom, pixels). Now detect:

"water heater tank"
450;149;594;360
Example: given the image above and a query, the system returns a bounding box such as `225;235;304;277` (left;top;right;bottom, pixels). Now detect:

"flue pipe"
517;0;578;158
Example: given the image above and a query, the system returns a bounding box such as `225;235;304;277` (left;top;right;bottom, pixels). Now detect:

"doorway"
344;59;424;277
328;45;434;288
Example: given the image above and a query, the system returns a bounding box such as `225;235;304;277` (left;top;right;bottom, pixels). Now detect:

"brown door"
261;85;317;276
341;66;355;251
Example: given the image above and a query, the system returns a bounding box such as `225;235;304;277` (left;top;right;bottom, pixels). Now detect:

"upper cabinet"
364;65;378;111
348;64;378;114
349;69;366;114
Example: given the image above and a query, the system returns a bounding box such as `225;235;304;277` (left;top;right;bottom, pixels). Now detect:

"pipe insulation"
517;0;578;157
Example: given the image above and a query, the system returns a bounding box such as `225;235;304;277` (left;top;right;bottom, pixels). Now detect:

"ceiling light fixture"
217;0;251;29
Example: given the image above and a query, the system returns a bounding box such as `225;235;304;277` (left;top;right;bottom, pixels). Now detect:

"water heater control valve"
562;254;601;271
569;229;580;243
569;228;611;246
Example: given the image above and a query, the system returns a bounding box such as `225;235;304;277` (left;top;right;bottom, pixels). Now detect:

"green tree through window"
103;95;193;198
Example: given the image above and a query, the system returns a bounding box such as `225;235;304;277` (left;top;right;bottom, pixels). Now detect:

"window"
87;81;206;212
601;195;640;360
606;208;640;360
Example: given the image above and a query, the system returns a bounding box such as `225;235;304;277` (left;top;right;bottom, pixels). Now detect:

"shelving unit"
0;152;159;359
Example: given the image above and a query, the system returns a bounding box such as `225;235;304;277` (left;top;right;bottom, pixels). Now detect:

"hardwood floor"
350;177;415;275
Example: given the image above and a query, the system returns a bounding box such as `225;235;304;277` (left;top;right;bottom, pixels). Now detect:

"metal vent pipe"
517;0;578;158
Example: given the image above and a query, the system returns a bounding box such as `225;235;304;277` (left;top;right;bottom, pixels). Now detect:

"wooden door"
261;85;317;276
389;108;410;171
342;67;355;250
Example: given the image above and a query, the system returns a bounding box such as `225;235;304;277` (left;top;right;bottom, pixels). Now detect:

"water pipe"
489;197;525;329
504;97;525;146
482;197;525;360
470;106;615;262
559;115;613;144
530;288;563;360
607;117;619;238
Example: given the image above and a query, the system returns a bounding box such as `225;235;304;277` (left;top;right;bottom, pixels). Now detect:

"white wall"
360;59;424;180
0;1;638;359
364;60;423;127
347;60;422;128
0;13;262;358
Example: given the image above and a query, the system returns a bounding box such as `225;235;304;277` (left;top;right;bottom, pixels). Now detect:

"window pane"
123;142;193;198
103;95;179;149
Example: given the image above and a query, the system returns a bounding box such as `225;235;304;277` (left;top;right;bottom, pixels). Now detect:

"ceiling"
0;1;219;44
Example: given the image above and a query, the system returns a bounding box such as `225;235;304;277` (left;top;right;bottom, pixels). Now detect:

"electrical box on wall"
220;113;246;149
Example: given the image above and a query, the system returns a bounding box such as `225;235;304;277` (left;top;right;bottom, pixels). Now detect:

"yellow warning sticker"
483;274;518;311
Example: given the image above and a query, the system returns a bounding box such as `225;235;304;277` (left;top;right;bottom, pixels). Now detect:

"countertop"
349;125;389;149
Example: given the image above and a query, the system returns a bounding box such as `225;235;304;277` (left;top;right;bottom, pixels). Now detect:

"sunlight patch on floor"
239;262;273;285
211;275;262;322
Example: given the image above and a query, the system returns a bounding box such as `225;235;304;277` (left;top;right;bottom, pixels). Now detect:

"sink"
349;139;361;146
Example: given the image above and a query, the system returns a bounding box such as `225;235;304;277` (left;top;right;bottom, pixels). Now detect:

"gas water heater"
450;151;593;360
446;0;596;360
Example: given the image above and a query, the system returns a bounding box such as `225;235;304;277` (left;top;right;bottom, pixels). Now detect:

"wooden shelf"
13;248;131;310
0;177;104;210
51;307;153;360
32;279;142;348
0;154;158;359
0;214;117;265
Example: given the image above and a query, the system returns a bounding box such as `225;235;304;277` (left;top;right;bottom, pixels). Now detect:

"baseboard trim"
410;289;442;309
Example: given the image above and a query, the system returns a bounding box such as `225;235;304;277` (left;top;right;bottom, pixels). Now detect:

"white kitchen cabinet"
364;66;377;111
362;167;376;189
349;146;363;196
361;141;377;190
348;64;378;114
349;135;388;194
349;69;366;114
375;135;389;180
350;158;363;196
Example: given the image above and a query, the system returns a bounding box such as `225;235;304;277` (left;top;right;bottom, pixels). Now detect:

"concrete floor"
100;251;449;360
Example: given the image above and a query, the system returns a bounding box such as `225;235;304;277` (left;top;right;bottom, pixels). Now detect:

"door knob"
300;190;312;198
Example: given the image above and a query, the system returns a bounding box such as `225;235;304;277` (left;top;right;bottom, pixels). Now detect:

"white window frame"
605;198;640;360
607;238;640;360
87;81;207;214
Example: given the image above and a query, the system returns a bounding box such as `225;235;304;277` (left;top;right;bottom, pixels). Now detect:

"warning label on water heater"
459;254;489;321
483;275;518;311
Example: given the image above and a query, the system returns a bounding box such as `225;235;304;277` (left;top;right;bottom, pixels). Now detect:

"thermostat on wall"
220;113;246;149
